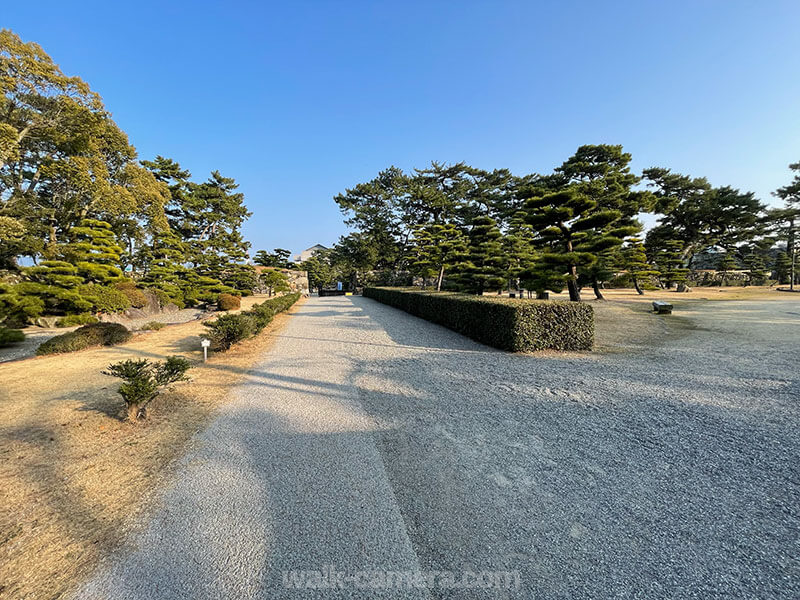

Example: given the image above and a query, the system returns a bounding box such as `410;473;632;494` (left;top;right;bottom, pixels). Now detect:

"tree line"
314;147;799;300
0;30;259;325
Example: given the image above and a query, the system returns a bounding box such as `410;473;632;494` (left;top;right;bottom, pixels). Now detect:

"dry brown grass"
580;287;789;351
0;296;304;600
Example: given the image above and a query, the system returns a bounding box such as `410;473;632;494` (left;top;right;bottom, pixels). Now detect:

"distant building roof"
293;244;328;262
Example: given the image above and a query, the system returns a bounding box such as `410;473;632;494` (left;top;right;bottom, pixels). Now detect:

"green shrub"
103;356;192;421
150;288;174;308
0;326;25;347
363;287;593;351
76;284;131;313
217;293;241;311
202;292;301;351
249;292;301;331
36;322;132;355
202;313;257;350
56;313;99;327
115;281;148;308
140;321;165;331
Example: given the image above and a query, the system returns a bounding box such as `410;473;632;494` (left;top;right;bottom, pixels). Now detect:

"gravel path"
73;296;800;599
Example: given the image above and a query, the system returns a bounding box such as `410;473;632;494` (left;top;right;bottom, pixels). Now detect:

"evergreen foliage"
36;322;132;355
622;238;659;294
654;240;690;288
408;223;466;290
217;293;241;311
103;356;192;421
0;325;25;347
451;216;506;294
716;251;739;286
364;287;594;351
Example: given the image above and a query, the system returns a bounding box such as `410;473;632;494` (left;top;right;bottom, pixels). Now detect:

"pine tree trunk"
633;278;644;295
436;265;444;291
592;276;605;300
567;278;581;302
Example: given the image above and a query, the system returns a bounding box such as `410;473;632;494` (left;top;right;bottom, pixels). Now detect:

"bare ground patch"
0;296;304;600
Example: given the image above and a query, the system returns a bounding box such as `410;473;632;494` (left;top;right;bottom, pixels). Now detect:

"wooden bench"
652;301;673;314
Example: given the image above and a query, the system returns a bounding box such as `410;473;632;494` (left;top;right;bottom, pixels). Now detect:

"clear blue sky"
5;1;800;256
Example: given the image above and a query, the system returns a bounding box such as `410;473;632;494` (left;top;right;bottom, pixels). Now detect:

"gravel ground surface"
73;295;800;599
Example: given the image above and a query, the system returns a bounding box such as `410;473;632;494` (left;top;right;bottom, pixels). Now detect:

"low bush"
36;322;132;355
140;321;165;331
76;284;131;314
55;313;99;327
103;356;192;421
217;293;241;311
0;326;25;347
115;281;148;308
363;287;594;351
202;313;257;350
202;292;301;351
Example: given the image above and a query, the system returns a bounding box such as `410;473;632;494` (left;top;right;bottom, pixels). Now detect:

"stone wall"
253;266;309;294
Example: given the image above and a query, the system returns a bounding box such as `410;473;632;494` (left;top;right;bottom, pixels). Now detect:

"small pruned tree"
622;237;659;295
451;216;506;294
103;356;192;422
654;240;690;290
260;269;291;297
717;251;739;286
744;250;768;286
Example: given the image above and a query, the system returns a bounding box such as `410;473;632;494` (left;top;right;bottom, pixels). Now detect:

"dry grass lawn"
0;296;304;600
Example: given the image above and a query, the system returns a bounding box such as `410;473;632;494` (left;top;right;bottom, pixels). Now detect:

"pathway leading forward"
74;296;800;599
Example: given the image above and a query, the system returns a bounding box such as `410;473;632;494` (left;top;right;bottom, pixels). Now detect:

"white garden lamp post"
201;338;210;362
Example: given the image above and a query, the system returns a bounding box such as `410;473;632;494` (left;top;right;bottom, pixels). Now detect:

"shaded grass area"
0;296;304;600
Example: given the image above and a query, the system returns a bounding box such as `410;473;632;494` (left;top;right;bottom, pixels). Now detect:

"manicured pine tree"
716;251;739;286
622;237;659;295
501;212;536;295
555;144;651;299
253;249;293;268
654;240;690;289
521;189;620;301
744;251;767;286
408;223;466;290
260;269;291;297
15;260;91;316
452;216;506;295
63;219;124;284
774;251;791;284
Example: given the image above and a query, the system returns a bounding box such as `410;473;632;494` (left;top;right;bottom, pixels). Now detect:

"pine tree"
774;251;791;284
521;189;619;301
556;145;651;299
654;240;690;289
452;216;506;294
622;238;659;294
260;269;291;297
408;223;466;290
14;261;91;316
501;212;536;295
717;251;739;286
63;219;124;284
745;251;767;286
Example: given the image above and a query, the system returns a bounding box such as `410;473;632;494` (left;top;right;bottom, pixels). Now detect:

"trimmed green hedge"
37;322;132;355
202;292;301;351
363;287;593;351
